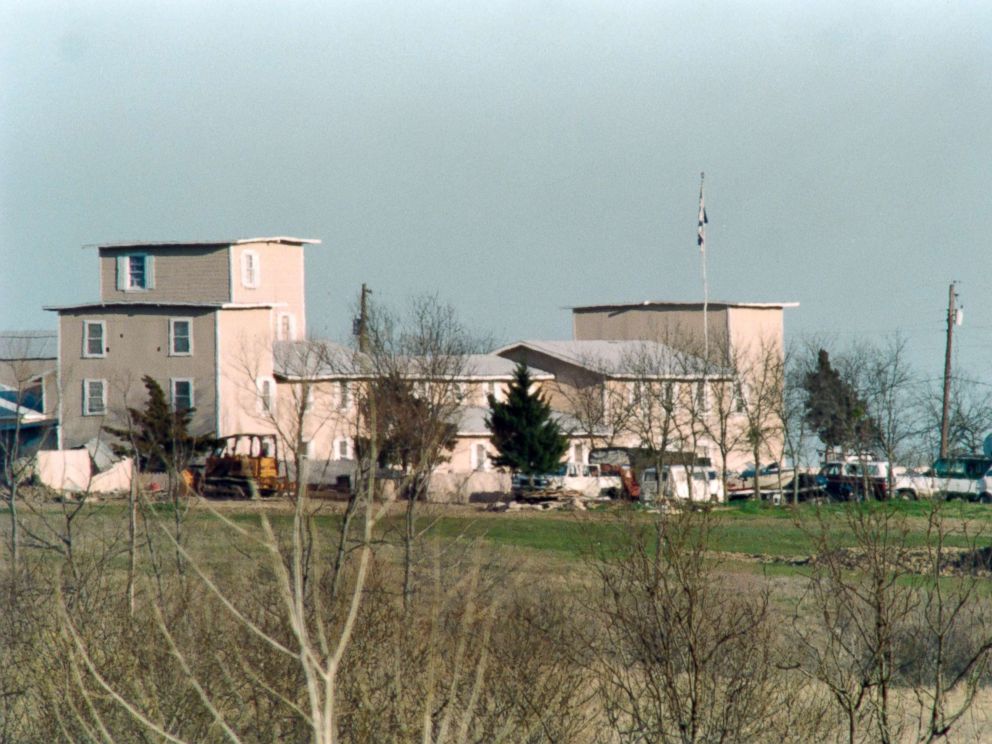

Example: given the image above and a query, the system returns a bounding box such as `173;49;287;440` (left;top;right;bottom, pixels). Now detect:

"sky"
2;0;991;387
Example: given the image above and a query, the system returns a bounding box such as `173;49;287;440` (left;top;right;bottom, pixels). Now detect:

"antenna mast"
697;172;709;361
939;281;959;458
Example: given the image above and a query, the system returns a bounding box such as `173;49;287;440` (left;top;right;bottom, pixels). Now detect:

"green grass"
13;497;992;570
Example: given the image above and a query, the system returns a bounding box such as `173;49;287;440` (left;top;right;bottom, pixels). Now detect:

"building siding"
572;306;730;360
229;241;307;338
59;308;218;447
99;245;231;304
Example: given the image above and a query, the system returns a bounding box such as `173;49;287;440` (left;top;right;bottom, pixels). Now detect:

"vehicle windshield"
932;457;992;479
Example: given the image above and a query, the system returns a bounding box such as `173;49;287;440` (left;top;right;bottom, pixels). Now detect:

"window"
335;437;353;460
171;378;194;411
116;254;154;291
301;384;315;413
472;443;488;471
336;381;351;411
83;321;105;358
572;442;585;465
278;313;295;341
257;377;275;414
169;318;193;356
485;381;501;402
241;250;260;288
696;381;709;412
83;379;106;415
734;382;747;413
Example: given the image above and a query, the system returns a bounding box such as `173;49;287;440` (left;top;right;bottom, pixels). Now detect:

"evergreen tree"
104;375;217;472
803;349;879;455
486;363;568;474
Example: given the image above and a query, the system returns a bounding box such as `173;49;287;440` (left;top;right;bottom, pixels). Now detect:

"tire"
896;489;916;501
980;493;992;505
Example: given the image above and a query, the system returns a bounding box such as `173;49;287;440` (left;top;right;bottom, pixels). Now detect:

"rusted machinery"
200;433;293;499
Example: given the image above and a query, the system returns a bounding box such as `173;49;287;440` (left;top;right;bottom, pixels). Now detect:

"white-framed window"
300;383;315;413
485;380;501;403
625;381;637;404
302;439;314;459
170;378;194;412
696;381;710;412
116;254;154;291
734;382;748;413
257;377;275;415
664;381;679;408
571;441;586;466
169;318;193;356
277;313;296;341
82;379;106;416
336;381;351;411
472;443;488;472
334;437;353;461
82;320;106;358
241;250;260;289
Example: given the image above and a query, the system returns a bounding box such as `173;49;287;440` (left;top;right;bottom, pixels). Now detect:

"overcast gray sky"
2;0;990;383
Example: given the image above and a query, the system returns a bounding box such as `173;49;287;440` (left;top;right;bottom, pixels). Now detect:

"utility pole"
354;283;372;354
939;282;959;459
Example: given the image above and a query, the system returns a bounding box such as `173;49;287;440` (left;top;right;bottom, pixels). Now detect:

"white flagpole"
697;172;709;362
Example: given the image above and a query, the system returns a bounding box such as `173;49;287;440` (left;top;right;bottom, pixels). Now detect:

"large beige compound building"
49;237;315;449
47;237;796;497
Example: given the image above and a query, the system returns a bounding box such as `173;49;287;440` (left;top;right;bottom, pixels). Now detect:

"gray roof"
459;354;552;380
274;340;370;379
494;339;715;379
0;331;57;360
455;405;593;437
274;342;552;382
571;300;799;311
45;301;282;312
87;236;321;250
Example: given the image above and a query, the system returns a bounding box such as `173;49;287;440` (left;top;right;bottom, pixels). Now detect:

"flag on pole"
697;172;707;253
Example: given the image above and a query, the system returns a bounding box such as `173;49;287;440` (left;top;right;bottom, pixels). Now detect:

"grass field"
33;494;992;567
8;493;992;742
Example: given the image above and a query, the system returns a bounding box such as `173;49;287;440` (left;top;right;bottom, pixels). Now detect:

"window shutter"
116;257;127;290
145;255;155;288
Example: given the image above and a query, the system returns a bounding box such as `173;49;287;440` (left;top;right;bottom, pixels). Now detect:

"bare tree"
791;500;992;744
590;509;796;743
774;341;815;503
733;338;787;500
550;352;637;454
0;333;59;571
359;295;479;609
917;372;992;461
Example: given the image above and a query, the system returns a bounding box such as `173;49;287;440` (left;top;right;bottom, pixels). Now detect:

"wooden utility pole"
939;282;958;459
356;283;372;353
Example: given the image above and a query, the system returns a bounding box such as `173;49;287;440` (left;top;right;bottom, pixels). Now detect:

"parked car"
511;469;565;496
930;456;992;500
819;459;892;501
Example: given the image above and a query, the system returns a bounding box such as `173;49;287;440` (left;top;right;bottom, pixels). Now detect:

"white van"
640;465;721;504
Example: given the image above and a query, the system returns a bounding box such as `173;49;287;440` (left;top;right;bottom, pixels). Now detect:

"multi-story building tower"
48;237;320;448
